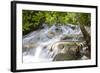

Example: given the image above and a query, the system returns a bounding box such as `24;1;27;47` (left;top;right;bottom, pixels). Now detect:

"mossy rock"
60;34;84;41
53;53;79;61
64;42;78;46
60;35;73;40
52;41;83;61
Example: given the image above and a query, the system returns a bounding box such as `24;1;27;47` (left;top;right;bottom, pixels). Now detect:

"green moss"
63;42;77;46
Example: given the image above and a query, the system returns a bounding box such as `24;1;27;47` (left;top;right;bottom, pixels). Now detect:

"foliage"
22;10;91;35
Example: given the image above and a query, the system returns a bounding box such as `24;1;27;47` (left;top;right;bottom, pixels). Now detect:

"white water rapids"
22;24;89;63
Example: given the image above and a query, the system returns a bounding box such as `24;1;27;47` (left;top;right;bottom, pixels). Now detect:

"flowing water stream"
22;24;89;63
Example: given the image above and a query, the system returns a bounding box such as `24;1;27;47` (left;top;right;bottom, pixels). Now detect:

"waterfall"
22;24;87;63
34;46;42;58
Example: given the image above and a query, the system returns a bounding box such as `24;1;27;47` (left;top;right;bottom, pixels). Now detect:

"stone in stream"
22;43;37;52
57;44;64;49
47;31;55;39
60;34;84;41
60;35;73;40
53;53;75;61
53;46;82;61
46;41;84;61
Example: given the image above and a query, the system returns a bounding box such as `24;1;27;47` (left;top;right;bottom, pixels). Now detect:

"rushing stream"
22;24;90;63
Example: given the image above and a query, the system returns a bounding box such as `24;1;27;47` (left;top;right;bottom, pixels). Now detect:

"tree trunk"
79;24;91;58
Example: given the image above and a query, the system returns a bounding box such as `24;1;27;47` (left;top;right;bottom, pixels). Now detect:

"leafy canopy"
22;10;91;35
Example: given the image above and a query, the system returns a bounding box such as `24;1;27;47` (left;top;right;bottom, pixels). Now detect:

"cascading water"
23;24;87;63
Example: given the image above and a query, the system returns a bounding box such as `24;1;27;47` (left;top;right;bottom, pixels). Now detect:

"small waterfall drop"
23;24;85;63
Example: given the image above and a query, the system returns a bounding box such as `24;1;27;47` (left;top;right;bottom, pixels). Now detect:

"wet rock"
53;52;81;61
53;53;74;61
60;35;73;40
60;34;84;41
57;44;64;49
23;44;34;49
48;42;83;61
23;43;37;52
47;31;55;38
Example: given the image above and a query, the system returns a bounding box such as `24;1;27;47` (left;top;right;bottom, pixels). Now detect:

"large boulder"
47;41;84;61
